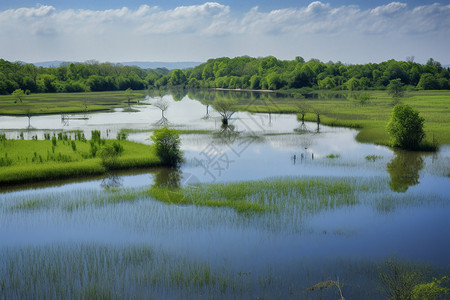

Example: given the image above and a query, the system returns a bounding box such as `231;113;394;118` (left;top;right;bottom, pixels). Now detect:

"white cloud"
0;2;448;63
370;2;407;16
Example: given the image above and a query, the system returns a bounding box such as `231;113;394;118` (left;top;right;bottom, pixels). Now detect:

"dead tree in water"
153;98;170;126
212;98;238;126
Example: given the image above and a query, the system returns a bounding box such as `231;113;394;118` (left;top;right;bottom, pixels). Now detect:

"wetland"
1;90;449;299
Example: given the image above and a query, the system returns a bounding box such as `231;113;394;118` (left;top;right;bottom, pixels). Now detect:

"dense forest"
1;56;449;95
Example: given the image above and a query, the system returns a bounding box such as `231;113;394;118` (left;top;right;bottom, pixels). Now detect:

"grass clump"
148;177;358;214
365;155;383;161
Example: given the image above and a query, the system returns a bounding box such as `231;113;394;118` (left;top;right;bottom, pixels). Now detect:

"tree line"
0;59;167;95
1;56;449;95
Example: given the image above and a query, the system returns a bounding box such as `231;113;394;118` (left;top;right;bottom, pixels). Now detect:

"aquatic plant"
307;278;345;300
378;257;424;300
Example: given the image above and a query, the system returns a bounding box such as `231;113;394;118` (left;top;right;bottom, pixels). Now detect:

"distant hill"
32;60;203;70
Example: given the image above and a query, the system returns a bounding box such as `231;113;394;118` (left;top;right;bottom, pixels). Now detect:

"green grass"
239;90;450;146
0;90;147;115
0;138;160;185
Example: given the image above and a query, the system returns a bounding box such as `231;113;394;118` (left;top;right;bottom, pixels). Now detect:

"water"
1;91;449;299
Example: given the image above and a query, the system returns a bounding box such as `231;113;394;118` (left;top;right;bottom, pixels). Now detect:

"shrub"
379;257;423;300
151;127;182;167
386;104;425;150
98;143;121;169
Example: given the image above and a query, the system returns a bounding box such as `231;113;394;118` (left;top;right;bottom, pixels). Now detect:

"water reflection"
153;168;182;188
387;150;424;193
212;124;238;144
100;174;123;190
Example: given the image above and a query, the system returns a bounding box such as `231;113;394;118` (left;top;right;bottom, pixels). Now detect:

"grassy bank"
238;90;450;146
0;137;160;186
0;90;147;115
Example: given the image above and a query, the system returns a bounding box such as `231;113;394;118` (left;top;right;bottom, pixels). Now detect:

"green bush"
386;104;425;150
151;127;182;167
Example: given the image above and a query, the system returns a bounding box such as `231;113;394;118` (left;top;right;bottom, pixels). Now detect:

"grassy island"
0;135;160;186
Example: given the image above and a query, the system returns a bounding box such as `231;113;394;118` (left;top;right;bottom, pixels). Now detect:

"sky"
0;1;449;65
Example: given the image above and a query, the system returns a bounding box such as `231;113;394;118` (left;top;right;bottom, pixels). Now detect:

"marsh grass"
365;155;383;162
0;244;238;299
1;243;446;299
147;178;362;214
5;176;437;217
1;175;449;299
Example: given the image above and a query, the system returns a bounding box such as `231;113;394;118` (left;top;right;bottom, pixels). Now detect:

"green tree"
387;79;406;98
151;127;182;167
346;77;360;91
386;104;425;150
12;89;26;103
417;73;439;90
125;88;134;106
168;69;187;87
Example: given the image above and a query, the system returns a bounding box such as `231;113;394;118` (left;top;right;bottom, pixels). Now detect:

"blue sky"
1;1;449;64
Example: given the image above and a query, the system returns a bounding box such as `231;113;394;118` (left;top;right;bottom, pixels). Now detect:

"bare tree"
153;98;169;118
153;98;170;126
212;98;238;125
313;108;323;133
297;103;309;124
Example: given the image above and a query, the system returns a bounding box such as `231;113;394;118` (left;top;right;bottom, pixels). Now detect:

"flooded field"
1;91;449;299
